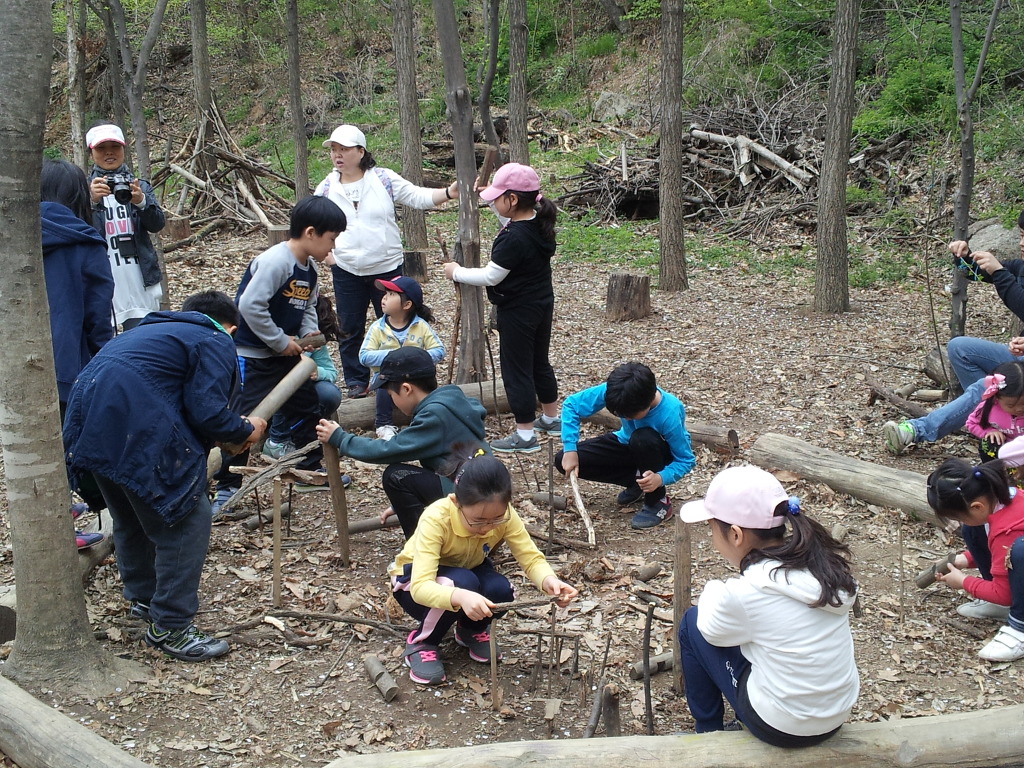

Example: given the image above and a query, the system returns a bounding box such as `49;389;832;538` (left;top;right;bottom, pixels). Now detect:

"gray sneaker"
145;623;230;662
490;432;541;453
535;416;561;436
883;420;915;455
262;439;295;460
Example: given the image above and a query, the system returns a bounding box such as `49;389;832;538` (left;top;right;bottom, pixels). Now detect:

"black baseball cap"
370;346;437;390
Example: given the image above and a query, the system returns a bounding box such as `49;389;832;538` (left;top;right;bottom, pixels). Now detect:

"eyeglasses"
460;504;512;529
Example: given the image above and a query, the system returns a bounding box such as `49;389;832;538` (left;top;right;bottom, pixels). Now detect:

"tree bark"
0;0;137;694
606;273;651;321
813;0;860;314
391;0;429;251
322;704;1024;767
190;0;216;179
432;0;487;384
658;0;688;291
476;0;505;166
66;0;86;168
747;433;937;527
285;0;309;199
507;0;529;164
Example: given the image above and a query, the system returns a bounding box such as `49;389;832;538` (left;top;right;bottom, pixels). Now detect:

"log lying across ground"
747;433;936;527
322;704;1024;768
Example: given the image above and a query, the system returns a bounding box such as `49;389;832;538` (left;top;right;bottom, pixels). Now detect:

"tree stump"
404;250;429;283
268;224;290;246
163;215;191;241
606;273;651;321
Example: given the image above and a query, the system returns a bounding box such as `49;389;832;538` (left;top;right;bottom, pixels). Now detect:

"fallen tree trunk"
322;703;1024;767
0;674;155;768
747;433;936;527
583;409;739;453
863;370;930;419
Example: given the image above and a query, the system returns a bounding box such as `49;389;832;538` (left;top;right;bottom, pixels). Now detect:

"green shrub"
581;33;618;58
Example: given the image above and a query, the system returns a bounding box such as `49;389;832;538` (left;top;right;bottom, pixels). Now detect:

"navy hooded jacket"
63;311;253;525
41;201;115;402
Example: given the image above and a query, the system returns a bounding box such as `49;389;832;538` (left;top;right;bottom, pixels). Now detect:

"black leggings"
555;427;672;503
382;464;446;538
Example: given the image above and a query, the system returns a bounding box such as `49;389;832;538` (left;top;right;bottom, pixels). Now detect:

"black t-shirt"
485;218;555;307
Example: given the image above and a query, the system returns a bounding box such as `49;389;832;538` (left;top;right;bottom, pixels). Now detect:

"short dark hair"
383;375;438;395
1017;209;1024;230
289;195;347;238
604;362;657;418
182;290;240;327
41;159;92;224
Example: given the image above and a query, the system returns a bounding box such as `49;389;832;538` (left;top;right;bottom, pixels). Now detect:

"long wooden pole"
323;442;350;566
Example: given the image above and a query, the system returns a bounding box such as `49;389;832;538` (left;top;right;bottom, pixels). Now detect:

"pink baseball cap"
86;124;126;148
679;466;789;529
479;162;540;202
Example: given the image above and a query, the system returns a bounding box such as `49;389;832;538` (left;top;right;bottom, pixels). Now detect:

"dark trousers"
382;463;446;537
331;263;399;389
496;301;557;423
962;524;1024;631
678;606;841;747
555;428;672;503
95;474;211;630
394;559;514;646
217;355;322;492
269;379;342;443
374;387;394;428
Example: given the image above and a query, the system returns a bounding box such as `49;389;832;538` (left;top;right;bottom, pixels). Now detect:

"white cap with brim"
86;124;126;148
679;465;789;529
322;124;367;149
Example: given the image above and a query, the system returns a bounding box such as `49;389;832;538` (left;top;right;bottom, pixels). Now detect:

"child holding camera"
87;122;166;331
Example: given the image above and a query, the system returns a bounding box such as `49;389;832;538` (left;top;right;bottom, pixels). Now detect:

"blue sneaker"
211;488;235;518
630;497;674;529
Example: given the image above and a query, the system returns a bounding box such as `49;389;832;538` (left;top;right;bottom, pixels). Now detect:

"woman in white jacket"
315;124;457;399
677;465;859;746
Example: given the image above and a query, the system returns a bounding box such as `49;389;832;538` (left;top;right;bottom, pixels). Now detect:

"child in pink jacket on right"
966;361;1024;464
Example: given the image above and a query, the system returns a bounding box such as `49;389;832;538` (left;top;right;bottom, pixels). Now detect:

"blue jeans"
331;264;400;389
94;474;212;630
269;379;342;443
374;387;394;428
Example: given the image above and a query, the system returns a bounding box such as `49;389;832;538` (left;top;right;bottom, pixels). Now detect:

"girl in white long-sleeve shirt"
678;465;859;746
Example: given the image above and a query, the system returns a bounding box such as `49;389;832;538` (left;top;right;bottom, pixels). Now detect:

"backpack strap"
373;167;394;201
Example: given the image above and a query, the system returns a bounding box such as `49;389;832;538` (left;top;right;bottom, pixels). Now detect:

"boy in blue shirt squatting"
555;361;695;529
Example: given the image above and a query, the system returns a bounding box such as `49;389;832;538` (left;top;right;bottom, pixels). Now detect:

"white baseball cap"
322;124;367;149
679;465;790;529
86;124;126;148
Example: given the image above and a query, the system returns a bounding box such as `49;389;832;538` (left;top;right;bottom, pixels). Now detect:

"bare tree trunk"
949;0;1002;338
432;0;487;383
507;0;529;164
391;0;429;251
191;0;217;179
96;3;126;126
813;0;860;314
658;0;687;292
285;0;309;199
66;0;86;168
476;0;505;165
597;0;632;33
0;0;138;695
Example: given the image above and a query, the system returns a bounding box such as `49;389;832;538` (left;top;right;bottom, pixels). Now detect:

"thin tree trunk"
658;0;687;291
96;3;126;126
392;0;429;251
285;0;309;199
66;0;86;168
191;0;217;178
0;0;135;694
432;0;486;383
476;0;505;165
507;0;529;164
813;0;860;314
949;0;1002;338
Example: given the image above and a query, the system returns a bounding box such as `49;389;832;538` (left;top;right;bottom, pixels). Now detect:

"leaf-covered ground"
3;223;1024;767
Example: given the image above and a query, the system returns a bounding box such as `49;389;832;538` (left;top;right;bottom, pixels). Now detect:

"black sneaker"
455;624;502;663
347;384;369;399
631;497;674;529
145;623;230;662
404;634;446;685
128;601;151;622
616;483;644;506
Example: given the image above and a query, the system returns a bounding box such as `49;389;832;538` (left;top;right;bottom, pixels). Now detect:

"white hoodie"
697;559;859;736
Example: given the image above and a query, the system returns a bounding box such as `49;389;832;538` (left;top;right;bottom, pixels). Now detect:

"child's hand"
542;576;579;606
442;261;459;281
1010;337;1024;356
280;338;304;357
316;418;340;444
984;429;1008;445
637;470;663;493
561;450;579;478
971;250;1003;275
935;564;967;591
451;588;494;621
379;505;395;525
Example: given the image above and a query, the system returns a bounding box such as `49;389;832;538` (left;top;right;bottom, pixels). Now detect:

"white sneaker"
957;598;1010;620
376;425;398;441
978;625;1024;662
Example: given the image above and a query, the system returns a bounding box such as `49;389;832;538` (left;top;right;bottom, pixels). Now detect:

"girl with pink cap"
442;163;560;453
677;465;859;745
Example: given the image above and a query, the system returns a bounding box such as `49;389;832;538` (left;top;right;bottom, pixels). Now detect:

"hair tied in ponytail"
787;496;801;515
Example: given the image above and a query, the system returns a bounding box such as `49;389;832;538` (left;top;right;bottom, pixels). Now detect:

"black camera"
105;173;134;205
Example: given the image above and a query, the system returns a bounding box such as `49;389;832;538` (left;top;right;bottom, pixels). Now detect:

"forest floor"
3;219;1024;767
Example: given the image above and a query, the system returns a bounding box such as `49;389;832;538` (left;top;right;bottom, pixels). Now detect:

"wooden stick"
673;513;691;694
363;654;399;702
915;551;959;588
272;477;283;608
490;620;501;711
323;442;350;566
568;471;596;546
602;684;621;737
476;145;498;188
547;441;556;556
643;602;655;735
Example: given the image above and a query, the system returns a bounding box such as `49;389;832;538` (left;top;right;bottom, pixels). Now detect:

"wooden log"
601;684;621;737
322;703;1024;767
532;492;567;510
163;215;191;241
747;433;937;527
924;345;957;391
337;380;510;428
363;654;399;702
628;652;673;680
323;442;350;566
404;250;429;283
583;409;739;453
915;551;959;589
0;674;155;768
863;369;929;419
605;272;651;322
268;224;290;246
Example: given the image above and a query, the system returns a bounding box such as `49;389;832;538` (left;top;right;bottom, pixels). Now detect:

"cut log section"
605;272;651;322
747;433;936;527
321;703;1024;767
267;224;290;246
583;408;739;454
